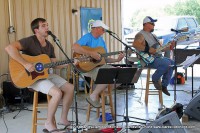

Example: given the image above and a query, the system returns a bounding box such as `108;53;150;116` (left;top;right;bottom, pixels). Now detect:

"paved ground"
0;65;200;133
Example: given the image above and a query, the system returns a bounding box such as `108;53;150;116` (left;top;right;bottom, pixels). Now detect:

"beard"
150;29;154;32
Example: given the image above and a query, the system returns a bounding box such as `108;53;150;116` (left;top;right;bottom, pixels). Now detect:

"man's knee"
49;87;62;99
62;83;74;94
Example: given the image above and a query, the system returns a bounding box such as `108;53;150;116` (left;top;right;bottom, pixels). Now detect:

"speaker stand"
13;89;32;119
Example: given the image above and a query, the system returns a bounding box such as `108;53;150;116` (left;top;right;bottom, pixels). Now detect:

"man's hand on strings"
73;58;79;65
90;51;101;60
149;47;157;54
24;62;35;72
170;40;176;50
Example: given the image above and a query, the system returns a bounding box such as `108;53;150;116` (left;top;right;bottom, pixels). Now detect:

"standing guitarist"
133;16;176;96
5;18;74;132
72;20;124;108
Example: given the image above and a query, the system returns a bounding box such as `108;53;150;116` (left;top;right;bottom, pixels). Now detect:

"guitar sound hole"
91;58;101;64
35;62;44;73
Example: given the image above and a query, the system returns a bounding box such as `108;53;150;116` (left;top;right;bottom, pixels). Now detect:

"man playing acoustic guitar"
5;18;73;133
133;16;176;96
72;20;124;108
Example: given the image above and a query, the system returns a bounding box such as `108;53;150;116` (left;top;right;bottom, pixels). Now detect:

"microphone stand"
170;30;182;103
107;32;147;132
49;35;90;133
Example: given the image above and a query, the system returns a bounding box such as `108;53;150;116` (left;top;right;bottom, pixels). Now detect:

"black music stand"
95;67;137;133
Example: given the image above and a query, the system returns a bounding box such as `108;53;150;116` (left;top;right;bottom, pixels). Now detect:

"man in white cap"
133;16;176;96
72;20;124;108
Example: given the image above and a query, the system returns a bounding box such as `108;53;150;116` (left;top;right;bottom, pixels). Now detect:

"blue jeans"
148;57;174;87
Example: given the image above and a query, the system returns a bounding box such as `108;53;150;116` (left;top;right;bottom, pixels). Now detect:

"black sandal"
43;128;62;133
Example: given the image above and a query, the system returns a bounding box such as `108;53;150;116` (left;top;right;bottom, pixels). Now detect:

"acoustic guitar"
73;46;123;72
9;54;77;88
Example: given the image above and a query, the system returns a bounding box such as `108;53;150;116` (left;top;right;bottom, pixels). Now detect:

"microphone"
47;31;61;45
47;31;57;39
171;28;180;33
171;28;188;33
106;29;115;34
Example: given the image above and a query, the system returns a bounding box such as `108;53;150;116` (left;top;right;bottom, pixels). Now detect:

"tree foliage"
129;0;200;28
165;0;200;23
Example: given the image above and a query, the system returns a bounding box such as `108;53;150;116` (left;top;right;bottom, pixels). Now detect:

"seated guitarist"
72;20;124;108
5;18;74;132
133;16;176;96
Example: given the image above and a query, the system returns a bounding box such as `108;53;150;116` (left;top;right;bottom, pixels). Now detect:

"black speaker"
139;112;186;133
3;81;21;104
2;81;34;105
185;91;200;120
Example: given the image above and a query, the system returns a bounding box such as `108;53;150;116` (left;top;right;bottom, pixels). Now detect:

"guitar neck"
44;59;73;68
156;43;171;53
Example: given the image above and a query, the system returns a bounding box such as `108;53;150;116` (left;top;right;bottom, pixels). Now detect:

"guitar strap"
151;33;161;46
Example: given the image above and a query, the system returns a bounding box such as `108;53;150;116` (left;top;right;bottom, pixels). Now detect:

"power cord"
0;95;8;133
2;111;8;133
0;73;10;133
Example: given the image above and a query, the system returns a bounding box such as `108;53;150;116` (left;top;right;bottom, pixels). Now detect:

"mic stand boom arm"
49;33;90;133
107;32;143;66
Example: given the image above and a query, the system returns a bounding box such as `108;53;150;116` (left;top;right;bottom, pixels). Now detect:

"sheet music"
180;54;200;69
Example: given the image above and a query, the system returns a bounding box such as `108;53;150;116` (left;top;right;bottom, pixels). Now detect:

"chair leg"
32;91;38;133
158;89;163;108
108;87;115;119
101;91;106;124
86;104;91;122
86;81;93;122
145;69;163;108
145;68;151;106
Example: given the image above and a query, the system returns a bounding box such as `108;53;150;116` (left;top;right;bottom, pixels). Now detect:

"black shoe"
162;86;170;96
152;81;162;90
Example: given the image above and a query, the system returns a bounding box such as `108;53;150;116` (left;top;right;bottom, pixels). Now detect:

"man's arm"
161;40;176;52
5;41;35;72
72;43;101;60
133;33;146;51
133;33;156;54
105;53;124;63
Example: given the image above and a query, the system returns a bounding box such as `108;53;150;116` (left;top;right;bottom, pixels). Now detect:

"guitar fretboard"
44;59;74;68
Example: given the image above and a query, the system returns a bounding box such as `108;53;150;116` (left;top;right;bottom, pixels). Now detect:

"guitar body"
139;52;155;64
73;46;106;72
9;54;50;88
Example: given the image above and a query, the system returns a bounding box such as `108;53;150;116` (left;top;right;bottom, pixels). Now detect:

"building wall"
0;0;122;82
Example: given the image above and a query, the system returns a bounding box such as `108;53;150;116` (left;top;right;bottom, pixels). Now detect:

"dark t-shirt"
19;35;56;58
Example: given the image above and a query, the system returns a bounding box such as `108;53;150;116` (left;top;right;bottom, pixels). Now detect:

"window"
177;18;188;30
186;18;197;29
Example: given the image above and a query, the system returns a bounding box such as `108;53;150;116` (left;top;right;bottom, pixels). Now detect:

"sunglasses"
148;22;155;26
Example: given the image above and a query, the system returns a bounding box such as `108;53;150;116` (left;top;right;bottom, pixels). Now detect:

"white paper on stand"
180;54;200;69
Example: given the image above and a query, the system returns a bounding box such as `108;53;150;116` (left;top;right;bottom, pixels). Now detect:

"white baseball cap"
91;20;109;30
143;16;157;24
